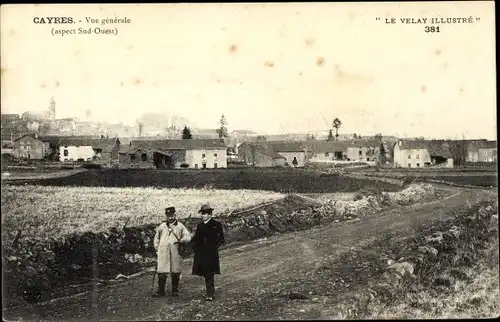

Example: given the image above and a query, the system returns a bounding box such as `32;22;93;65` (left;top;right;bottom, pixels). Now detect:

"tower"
48;97;56;120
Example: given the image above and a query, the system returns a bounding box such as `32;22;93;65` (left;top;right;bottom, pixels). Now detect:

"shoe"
205;296;213;302
152;292;165;298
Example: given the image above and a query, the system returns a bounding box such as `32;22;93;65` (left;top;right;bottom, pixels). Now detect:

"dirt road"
3;187;495;321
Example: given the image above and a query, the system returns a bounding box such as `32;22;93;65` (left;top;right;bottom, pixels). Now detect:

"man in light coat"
152;206;192;297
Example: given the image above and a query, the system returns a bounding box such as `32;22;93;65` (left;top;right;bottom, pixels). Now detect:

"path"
3;186;494;321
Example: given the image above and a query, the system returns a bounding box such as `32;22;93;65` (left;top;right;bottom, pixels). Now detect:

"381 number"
425;26;440;33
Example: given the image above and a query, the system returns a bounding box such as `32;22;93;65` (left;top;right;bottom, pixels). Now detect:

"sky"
0;2;496;139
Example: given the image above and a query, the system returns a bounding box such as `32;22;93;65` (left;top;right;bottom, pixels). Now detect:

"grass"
4;168;402;193
1;185;285;241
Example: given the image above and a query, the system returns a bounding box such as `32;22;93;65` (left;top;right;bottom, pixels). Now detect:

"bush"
180;163;189;168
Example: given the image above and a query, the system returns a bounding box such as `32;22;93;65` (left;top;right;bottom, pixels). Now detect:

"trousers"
204;274;215;297
157;272;180;295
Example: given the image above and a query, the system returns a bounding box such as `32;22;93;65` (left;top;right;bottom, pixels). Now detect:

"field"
1;185;285;241
4;168;401;193
357;170;497;187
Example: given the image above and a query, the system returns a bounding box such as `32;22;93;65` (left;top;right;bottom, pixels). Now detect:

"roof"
471;140;497;150
40;136;120;149
251;143;286;159
13;133;43;142
396;140;453;158
396;140;430;150
266;141;306;152
304;141;348;153
345;139;381;148
130;139;226;151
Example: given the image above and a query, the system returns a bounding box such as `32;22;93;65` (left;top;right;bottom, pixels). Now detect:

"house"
47;136;121;162
121;139;227;169
12;133;51;159
268;141;307;167
345;140;381;162
467;140;497;162
237;142;286;167
1;140;14;155
238;141;307;167
393;140;454;168
304;141;348;162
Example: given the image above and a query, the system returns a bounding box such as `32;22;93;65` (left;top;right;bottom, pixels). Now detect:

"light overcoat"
154;221;191;273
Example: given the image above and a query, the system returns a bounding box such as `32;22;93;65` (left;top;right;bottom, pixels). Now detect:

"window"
416;163;420;167
325;152;329;157
367;158;370;161
202;163;207;169
408;155;411;159
202;153;206;158
195;164;198;168
214;163;218;169
141;153;147;161
130;154;136;161
214;153;218;158
359;150;362;156
416;154;419;159
63;149;69;157
408;163;411;168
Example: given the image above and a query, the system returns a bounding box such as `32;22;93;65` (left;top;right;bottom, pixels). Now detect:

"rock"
196;313;203;318
418;246;438;258
426;232;443;244
387;261;414;277
491;215;498;226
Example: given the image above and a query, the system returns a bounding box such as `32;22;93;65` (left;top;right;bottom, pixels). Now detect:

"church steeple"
48;96;56;120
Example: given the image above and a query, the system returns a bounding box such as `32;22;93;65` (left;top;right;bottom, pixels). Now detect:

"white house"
393;140;454;168
126;139;227;169
56;137;120;162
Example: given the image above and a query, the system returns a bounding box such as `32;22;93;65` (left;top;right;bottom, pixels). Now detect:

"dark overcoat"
191;219;225;276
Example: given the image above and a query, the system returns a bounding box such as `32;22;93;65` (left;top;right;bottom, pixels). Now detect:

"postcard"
1;2;497;321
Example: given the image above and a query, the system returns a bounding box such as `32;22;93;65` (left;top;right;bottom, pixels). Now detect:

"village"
0;97;497;171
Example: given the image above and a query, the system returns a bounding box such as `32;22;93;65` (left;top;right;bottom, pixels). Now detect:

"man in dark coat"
191;203;225;301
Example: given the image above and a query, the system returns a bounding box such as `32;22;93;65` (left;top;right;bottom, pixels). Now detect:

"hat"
198;204;214;213
165;207;176;216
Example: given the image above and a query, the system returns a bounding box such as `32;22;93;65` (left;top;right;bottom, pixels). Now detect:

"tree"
182;125;192;139
217;114;228;138
353;133;358;139
256;135;268;141
374;133;383;141
332;118;342;139
165;125;180;139
327;129;334;141
137;121;144;137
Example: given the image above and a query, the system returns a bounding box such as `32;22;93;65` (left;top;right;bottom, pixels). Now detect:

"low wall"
2;184;437;307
